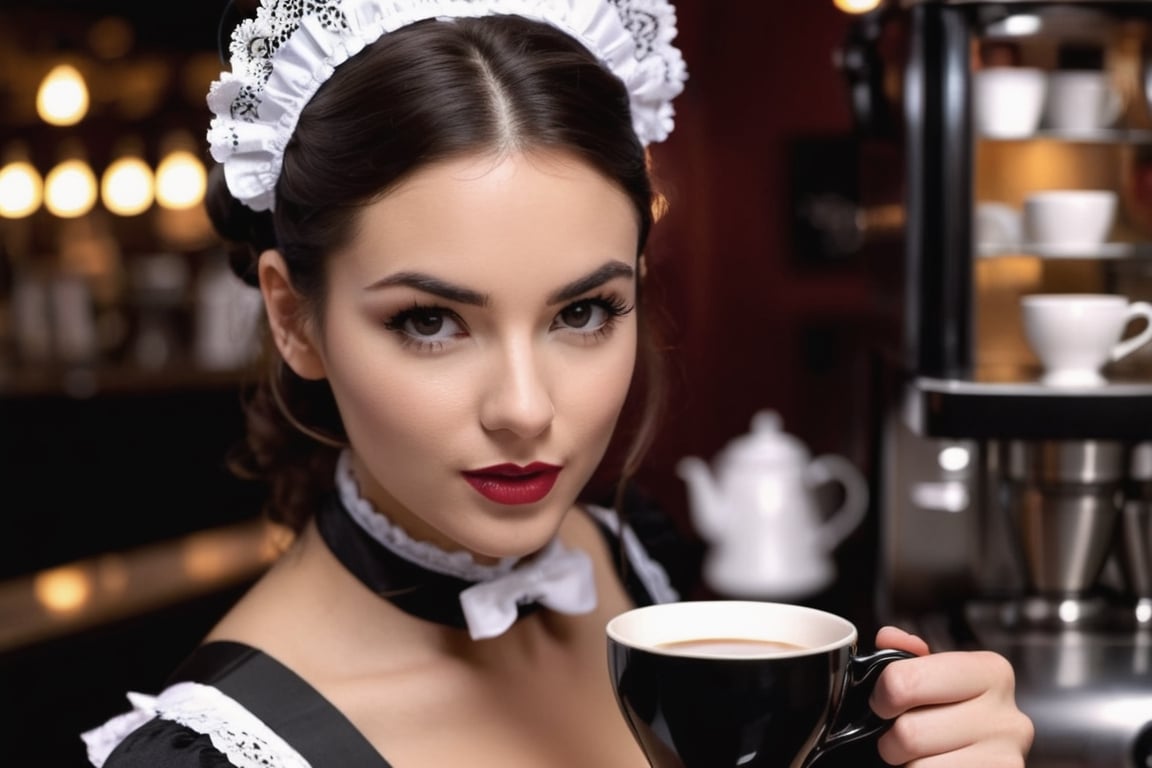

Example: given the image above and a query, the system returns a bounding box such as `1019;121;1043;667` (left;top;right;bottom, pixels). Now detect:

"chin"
464;502;573;560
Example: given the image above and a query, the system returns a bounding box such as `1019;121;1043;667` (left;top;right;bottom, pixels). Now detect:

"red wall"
634;2;885;524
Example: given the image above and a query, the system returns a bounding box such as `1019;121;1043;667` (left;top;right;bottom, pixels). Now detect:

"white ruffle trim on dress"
82;682;312;768
585;504;679;605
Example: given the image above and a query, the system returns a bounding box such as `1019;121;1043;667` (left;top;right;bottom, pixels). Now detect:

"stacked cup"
973;64;1122;139
1021;189;1117;255
1044;69;1123;135
974;67;1047;139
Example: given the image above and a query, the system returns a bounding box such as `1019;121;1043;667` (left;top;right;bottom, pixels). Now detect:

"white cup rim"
1021;293;1126;307
1049;70;1110;79
1024;189;1116;202
606;600;857;660
976;66;1045;77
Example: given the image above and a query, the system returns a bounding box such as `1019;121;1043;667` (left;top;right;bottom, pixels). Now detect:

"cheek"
316;317;463;455
331;360;467;454
564;331;638;442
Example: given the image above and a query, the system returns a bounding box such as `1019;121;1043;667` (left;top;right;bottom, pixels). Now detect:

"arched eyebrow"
364;272;488;306
364;260;635;306
546;261;634;305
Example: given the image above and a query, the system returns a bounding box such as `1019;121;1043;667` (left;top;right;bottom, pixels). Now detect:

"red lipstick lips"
462;462;562;505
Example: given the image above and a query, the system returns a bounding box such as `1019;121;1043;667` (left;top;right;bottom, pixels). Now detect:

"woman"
83;1;1033;765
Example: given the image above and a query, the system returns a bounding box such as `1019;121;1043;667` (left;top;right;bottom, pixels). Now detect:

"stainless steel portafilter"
1006;440;1125;596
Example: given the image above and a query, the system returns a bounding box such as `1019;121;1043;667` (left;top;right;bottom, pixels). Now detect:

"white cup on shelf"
1021;294;1152;386
974;67;1047;139
1022;190;1117;251
1044;71;1123;134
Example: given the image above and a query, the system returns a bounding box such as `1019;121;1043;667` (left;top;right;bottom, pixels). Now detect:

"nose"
479;339;555;438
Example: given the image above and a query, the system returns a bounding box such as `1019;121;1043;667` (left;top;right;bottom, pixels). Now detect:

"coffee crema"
656;638;805;656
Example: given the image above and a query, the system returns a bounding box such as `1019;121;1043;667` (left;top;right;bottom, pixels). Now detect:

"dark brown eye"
560;302;593;328
552;296;633;336
408;310;444;336
384;306;463;349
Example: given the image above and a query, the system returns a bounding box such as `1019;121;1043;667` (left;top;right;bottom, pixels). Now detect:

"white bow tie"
459;540;597;640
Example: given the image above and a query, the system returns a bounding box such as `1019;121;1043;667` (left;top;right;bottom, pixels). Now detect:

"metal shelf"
0;362;253;399
980;128;1152;145
976;241;1152;259
904;375;1152;439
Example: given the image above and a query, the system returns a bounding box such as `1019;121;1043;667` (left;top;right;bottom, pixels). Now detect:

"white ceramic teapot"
676;410;868;600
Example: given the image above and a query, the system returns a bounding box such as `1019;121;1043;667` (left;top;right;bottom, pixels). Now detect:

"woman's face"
313;151;640;560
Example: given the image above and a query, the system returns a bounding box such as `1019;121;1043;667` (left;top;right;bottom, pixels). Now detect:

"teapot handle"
806;455;869;549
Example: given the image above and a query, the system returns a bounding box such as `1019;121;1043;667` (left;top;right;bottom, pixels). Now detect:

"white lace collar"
335;450;522;581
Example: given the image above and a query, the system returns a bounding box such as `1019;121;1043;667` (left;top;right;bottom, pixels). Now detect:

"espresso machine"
840;1;1152;765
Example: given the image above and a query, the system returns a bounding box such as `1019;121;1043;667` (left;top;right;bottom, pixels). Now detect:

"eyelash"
384;303;463;352
383;294;635;352
554;294;635;343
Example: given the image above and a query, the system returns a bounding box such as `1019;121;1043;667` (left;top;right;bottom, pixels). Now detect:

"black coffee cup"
606;600;913;768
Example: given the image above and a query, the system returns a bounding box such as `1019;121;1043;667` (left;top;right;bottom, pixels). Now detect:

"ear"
638;253;648;281
258;250;327;381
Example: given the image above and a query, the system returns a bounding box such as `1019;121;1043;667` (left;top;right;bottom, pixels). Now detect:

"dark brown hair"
209;15;666;531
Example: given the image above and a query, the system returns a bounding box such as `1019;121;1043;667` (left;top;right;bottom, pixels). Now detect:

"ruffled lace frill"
81;683;311;768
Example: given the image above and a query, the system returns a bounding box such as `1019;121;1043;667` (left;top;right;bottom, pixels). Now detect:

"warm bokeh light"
101;155;154;216
33;565;93;614
182;531;230;581
95;554;130;596
44;159;98;218
834;0;883;13
0;161;43;218
36;64;90;126
155;149;207;210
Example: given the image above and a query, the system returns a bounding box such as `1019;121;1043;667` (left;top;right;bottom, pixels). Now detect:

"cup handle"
801;648;917;768
807;455;869;549
1111;301;1152;362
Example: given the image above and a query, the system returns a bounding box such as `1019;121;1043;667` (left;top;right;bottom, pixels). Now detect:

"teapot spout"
676;456;726;542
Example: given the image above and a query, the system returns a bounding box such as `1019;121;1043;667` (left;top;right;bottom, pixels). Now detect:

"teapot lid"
722;410;809;466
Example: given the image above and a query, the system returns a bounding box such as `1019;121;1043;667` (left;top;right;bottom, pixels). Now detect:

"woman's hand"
869;626;1034;767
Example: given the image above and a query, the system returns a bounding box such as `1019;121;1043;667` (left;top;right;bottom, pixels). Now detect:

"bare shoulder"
204;521;439;676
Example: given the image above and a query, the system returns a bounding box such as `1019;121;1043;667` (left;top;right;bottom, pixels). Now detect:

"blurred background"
0;1;894;763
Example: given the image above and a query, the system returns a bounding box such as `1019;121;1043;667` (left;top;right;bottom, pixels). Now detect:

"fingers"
869;648;1034;767
875;625;931;657
877;701;1034;768
870;650;1016;720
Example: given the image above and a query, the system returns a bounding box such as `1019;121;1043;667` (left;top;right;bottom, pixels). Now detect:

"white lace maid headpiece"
207;0;689;212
